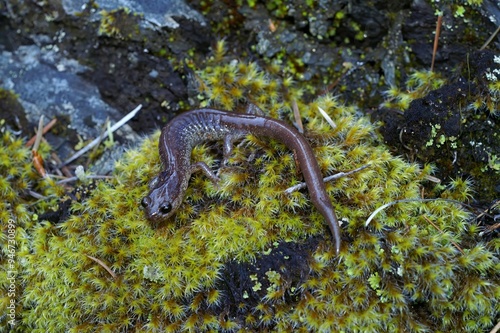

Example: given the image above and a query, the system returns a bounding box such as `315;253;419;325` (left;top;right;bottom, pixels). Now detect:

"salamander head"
141;170;185;223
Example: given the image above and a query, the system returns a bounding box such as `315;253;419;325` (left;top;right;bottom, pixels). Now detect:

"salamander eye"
141;197;151;208
160;203;172;215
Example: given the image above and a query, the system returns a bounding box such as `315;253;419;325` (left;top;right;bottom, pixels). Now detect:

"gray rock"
0;44;140;169
61;0;206;29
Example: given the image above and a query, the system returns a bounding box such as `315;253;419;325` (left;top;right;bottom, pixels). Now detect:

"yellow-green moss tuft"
382;70;447;111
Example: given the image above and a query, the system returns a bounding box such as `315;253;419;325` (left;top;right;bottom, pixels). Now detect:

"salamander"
141;104;341;254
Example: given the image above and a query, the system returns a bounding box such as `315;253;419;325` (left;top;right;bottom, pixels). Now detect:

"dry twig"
85;254;117;279
59;104;142;167
285;164;370;194
431;15;443;72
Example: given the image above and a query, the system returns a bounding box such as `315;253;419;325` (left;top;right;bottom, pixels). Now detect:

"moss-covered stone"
2;51;498;332
379;50;500;201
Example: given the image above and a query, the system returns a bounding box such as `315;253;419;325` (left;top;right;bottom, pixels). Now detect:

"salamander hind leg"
245;103;265;116
222;133;246;166
219;103;263;167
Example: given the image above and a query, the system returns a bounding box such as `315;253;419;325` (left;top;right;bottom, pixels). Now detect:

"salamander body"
141;105;341;254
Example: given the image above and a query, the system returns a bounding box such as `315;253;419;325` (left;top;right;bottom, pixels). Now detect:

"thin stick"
51;152;73;178
476;200;500;220
285;163;370;194
480;25;500;51
320;62;353;95
365;198;473;226
28;190;46;200
32;116;45;151
490;320;500;333
422;215;464;254
56;175;114;184
85;254;117;279
431;15;443;72
317;106;337;129
25;118;57;147
59;104;142;167
86;117;110;168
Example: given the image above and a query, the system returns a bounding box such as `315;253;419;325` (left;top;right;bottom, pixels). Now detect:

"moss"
382;70;447;111
430;0;484;16
98;7;142;40
197;0;246;36
3;48;500;332
0;89;29;132
0;127;65;331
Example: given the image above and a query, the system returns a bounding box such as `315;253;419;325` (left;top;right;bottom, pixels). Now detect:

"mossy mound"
2;55;499;332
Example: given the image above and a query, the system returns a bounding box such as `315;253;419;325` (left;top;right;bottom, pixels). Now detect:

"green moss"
98;7;142;40
0;127;66;331
0;89;29;131
430;0;484;21
3;51;499;332
382;70;447;111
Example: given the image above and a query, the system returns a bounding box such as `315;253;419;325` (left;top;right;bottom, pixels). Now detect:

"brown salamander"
141;104;341;254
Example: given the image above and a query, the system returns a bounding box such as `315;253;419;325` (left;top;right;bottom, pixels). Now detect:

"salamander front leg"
190;162;220;186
